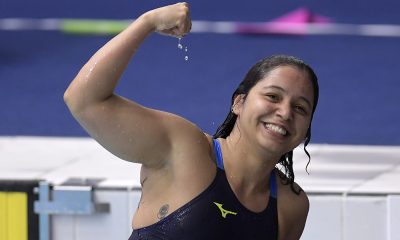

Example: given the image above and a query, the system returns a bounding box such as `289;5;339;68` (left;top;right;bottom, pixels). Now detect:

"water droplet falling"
177;38;189;61
177;38;183;49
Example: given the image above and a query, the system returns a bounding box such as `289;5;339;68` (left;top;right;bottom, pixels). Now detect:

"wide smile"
263;122;290;137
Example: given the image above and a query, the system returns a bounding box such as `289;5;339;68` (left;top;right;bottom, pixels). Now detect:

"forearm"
64;12;155;113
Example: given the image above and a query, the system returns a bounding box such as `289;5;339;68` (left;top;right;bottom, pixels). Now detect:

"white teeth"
265;123;287;136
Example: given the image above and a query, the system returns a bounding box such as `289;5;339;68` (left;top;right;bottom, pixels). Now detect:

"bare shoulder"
143;111;216;181
135;115;216;225
132;113;218;229
167;114;214;161
276;169;309;240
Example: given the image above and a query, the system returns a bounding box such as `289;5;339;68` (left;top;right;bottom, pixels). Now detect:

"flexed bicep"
64;3;194;168
73;94;175;167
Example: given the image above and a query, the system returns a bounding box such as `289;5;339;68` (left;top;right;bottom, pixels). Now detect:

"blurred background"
1;0;400;240
1;0;400;144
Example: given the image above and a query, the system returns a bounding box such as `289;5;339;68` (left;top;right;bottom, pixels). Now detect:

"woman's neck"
219;134;279;195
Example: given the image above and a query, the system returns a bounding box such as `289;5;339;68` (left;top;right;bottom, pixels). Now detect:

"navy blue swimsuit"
128;139;278;240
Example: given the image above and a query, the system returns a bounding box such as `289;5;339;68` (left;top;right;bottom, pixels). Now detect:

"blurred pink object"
237;7;332;35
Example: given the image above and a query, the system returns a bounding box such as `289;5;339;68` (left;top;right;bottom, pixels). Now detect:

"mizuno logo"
213;202;237;218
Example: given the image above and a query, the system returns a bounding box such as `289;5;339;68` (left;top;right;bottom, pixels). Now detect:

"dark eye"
266;94;279;102
294;105;308;115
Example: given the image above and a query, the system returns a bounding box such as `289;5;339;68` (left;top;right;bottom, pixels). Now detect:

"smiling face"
232;66;314;156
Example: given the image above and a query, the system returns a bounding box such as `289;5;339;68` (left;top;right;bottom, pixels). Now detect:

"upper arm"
286;192;309;239
278;182;310;240
68;94;193;168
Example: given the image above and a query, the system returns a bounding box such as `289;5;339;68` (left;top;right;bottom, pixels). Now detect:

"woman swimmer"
64;3;318;240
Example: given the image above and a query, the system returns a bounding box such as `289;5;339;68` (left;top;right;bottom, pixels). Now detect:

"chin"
257;138;288;156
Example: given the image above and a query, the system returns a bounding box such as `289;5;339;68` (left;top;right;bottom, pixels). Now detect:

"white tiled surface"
1;136;400;193
292;144;400;194
0;136;141;188
303;195;400;240
388;196;400;240
302;196;342;240
2;136;400;239
343;196;387;240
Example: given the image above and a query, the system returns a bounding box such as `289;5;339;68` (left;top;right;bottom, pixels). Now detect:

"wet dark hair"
213;55;319;195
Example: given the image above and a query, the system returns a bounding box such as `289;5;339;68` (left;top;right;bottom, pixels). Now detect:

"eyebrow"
263;85;313;109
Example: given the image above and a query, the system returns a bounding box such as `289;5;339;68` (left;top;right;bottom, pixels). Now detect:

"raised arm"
64;3;193;167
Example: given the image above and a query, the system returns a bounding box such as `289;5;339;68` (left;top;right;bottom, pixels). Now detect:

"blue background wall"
1;0;400;145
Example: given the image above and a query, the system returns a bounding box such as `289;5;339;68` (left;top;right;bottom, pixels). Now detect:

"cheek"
296;117;311;137
303;121;312;139
247;97;274;113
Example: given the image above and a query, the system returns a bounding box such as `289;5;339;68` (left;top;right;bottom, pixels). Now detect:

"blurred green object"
62;19;131;35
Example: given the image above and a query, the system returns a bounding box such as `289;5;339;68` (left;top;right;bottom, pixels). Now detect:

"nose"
276;102;292;121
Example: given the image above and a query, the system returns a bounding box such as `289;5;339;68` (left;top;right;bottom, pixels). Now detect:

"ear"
232;94;245;115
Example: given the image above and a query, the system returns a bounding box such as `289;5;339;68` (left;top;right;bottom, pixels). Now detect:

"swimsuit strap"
212;138;277;199
212;138;224;170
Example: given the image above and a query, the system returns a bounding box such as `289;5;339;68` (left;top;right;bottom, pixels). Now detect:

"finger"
186;16;192;33
182;7;192;34
180;2;189;8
